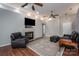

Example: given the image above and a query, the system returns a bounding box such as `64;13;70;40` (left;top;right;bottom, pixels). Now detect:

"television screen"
25;18;35;26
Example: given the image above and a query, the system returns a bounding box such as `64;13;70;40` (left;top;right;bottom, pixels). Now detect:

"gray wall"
0;8;43;47
45;17;60;36
74;8;79;32
45;14;76;37
0;8;24;46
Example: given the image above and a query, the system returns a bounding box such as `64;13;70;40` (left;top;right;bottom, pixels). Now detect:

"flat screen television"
25;18;35;26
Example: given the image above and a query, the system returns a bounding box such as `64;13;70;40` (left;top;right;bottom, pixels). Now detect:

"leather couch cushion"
12;32;22;39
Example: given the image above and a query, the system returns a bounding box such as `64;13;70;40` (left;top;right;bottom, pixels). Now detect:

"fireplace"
25;32;33;40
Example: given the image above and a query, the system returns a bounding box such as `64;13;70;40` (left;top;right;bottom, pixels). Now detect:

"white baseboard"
0;43;11;47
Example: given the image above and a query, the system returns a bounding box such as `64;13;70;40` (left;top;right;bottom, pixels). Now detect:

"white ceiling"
3;3;79;16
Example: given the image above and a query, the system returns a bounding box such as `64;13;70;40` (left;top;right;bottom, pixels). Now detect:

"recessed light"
36;11;39;14
41;17;43;20
27;13;31;16
35;15;39;19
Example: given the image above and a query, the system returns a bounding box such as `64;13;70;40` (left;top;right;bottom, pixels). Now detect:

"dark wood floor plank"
63;48;79;56
1;45;79;56
0;45;38;56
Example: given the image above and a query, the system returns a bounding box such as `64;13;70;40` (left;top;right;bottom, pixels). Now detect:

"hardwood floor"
63;48;79;56
1;45;79;56
0;45;39;56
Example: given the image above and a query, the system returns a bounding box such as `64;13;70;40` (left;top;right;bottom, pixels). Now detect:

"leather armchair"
10;32;29;48
61;31;78;42
59;31;79;49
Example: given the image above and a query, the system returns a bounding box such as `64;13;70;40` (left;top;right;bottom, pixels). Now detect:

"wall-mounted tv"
25;18;35;26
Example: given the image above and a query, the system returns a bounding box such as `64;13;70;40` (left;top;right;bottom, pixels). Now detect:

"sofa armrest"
64;34;71;37
60;34;71;39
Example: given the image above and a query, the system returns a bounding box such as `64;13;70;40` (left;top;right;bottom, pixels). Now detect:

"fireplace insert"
25;32;33;41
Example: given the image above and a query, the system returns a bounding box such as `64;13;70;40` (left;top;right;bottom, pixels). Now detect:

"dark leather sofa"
59;31;79;49
10;32;29;48
62;31;78;42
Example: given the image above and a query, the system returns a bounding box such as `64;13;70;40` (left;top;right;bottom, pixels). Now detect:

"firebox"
25;32;33;40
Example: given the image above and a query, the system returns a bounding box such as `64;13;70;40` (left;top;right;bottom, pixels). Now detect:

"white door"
63;22;72;34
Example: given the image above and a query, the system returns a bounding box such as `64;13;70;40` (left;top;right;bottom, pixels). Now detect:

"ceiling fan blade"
53;16;56;18
50;14;56;18
54;14;59;16
34;3;43;7
21;3;28;7
32;5;35;11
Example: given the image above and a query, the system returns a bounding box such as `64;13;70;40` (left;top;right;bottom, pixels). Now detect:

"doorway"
42;23;46;37
62;22;72;34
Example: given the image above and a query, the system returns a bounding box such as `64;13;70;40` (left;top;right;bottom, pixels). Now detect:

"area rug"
63;48;78;56
27;37;65;56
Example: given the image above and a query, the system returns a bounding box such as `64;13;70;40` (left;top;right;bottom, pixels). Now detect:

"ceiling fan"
21;3;43;11
49;11;59;18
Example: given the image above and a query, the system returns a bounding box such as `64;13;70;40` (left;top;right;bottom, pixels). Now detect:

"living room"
0;3;79;56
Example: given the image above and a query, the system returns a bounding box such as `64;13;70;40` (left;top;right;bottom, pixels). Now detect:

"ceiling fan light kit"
49;10;59;18
21;3;60;21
